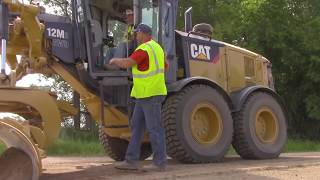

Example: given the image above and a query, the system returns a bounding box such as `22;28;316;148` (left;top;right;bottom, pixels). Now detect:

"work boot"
114;161;140;170
142;164;166;172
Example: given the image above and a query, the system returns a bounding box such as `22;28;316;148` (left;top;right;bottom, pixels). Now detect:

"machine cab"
74;0;177;81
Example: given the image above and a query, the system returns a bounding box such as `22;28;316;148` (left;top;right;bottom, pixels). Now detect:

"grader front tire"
0;120;41;180
232;92;287;159
163;84;233;163
0;147;33;180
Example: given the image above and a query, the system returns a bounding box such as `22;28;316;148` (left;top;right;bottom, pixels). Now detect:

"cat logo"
190;43;211;61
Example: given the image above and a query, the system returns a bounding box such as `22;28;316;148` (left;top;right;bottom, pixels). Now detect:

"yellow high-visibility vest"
130;40;167;98
126;25;134;40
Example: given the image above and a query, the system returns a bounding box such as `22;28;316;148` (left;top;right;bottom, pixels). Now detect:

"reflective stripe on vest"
132;68;165;78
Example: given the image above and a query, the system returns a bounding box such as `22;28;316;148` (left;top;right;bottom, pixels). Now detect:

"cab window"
140;0;159;40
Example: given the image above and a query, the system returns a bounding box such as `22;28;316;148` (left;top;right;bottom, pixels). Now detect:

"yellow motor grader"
0;0;288;179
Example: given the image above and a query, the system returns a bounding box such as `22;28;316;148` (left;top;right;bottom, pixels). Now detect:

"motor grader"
0;0;288;179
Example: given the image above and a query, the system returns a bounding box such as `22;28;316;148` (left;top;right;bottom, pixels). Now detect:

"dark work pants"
125;96;166;167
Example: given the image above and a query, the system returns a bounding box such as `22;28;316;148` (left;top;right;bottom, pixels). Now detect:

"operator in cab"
124;9;134;41
103;9;135;70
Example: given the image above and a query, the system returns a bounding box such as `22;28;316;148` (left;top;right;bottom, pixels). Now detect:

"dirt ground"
40;152;320;180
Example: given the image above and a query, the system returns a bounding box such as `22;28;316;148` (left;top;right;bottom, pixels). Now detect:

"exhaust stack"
0;1;9;74
184;7;192;33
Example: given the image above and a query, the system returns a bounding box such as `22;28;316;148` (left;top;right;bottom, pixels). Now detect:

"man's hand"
109;58;120;65
109;58;136;69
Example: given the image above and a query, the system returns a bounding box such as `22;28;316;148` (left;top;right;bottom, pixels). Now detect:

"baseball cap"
134;23;152;35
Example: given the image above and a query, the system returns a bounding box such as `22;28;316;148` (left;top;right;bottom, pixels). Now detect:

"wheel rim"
255;107;279;144
190;103;223;145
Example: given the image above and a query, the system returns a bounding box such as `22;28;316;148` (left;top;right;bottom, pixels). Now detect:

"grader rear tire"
232;92;287;159
99;126;152;161
163;84;233;163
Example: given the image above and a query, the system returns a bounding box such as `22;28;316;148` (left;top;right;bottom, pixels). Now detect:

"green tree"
239;0;320;138
29;0;70;16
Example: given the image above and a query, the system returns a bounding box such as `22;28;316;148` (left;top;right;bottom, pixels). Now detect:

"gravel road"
40;152;320;180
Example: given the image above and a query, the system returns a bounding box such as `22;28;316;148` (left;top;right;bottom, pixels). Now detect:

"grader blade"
0;120;41;180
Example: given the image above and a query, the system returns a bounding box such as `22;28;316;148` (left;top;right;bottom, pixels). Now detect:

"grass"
227;139;320;155
47;138;320;156
0;128;105;156
283;139;320;152
46;139;105;156
46;128;105;156
2;128;320;156
0;136;105;157
228;146;237;155
0;143;5;154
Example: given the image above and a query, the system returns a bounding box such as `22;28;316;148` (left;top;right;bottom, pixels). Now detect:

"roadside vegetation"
46;139;104;156
0;141;4;154
284;139;320;152
46;128;104;156
39;138;320;156
0;128;104;156
2;132;320;156
43;129;320;156
226;139;320;155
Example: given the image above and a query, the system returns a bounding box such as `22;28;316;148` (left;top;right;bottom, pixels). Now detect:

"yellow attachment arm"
4;0;43;57
0;87;61;148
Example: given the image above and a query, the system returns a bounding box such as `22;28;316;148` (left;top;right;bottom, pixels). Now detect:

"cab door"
138;0;178;82
160;0;177;82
